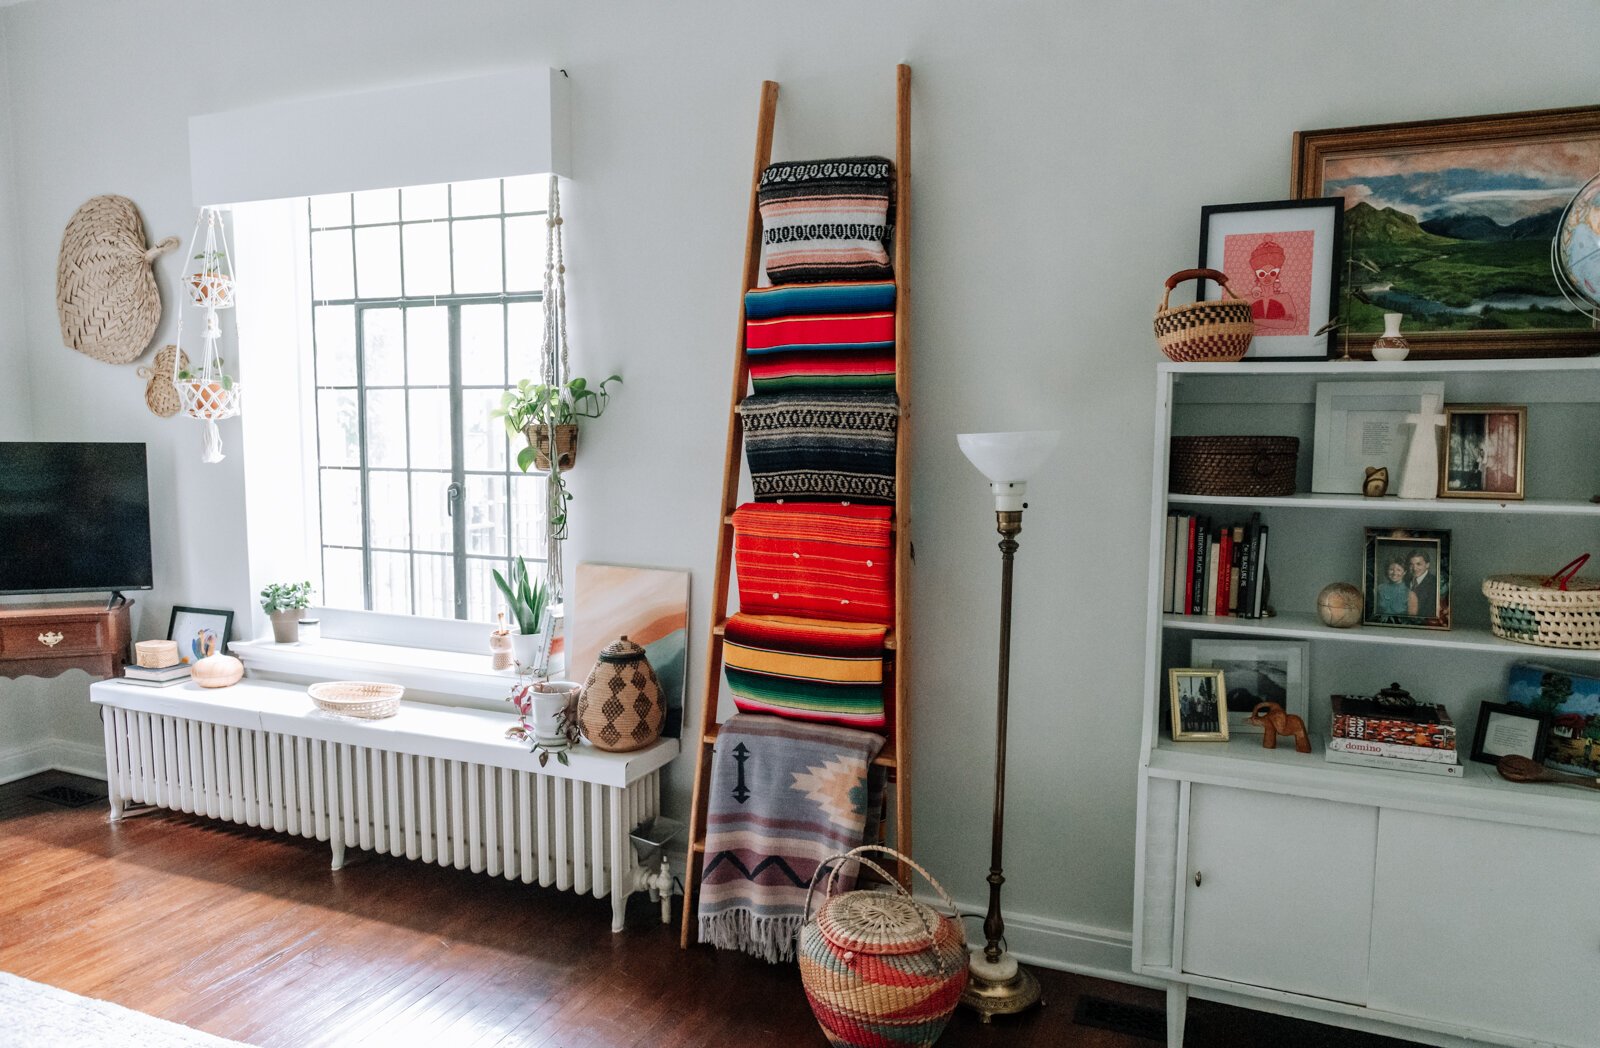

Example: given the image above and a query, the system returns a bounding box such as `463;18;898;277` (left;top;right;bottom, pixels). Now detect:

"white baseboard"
920;891;1160;989
0;738;107;786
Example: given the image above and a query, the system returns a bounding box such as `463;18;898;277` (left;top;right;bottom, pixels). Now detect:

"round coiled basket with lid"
1169;436;1299;497
1483;555;1600;650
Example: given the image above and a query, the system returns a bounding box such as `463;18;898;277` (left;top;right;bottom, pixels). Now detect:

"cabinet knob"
1193;871;1203;887
38;631;64;648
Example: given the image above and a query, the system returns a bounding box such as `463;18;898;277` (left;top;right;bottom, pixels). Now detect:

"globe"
1553;173;1600;319
1317;582;1363;629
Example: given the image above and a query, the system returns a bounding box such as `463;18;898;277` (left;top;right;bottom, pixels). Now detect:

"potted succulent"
492;555;550;670
260;580;314;643
492;373;622;473
188;249;235;309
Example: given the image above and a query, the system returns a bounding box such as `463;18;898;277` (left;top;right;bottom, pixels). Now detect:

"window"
306;177;549;622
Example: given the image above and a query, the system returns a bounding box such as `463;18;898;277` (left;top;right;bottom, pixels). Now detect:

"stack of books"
1326;693;1460;777
1162;510;1270;619
122;662;192;688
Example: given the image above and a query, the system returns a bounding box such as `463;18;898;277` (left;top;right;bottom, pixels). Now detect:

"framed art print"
167;606;234;665
1189;639;1310;736
1440;404;1526;500
1198;198;1343;360
1312;380;1446;494
1363;528;1451;630
1470;701;1551;766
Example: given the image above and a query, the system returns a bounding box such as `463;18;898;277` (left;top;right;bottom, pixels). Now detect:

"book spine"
1171;514;1189;614
1162;514;1178;615
1215;528;1232;617
1228;525;1243;614
1326;737;1460;764
1183;516;1197;616
1324;747;1465;777
1252;525;1270;618
1238;514;1260;619
1332;715;1457;748
1190;516;1208;615
1204;537;1220;618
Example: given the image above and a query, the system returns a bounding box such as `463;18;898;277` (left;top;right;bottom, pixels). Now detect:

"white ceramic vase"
1371;313;1410;361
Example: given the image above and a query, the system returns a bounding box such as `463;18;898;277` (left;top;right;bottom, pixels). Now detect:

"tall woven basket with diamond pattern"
1154;268;1254;363
577;635;666;751
1483;555;1600;650
799;846;968;1048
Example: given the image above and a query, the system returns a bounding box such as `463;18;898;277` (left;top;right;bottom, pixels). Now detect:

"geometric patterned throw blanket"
732;502;895;626
738;391;899;505
698;713;885;962
745;280;896;321
758;157;894;285
724;613;888;729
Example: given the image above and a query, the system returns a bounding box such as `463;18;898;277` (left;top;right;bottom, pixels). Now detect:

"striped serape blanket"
746;309;896;394
724;613;888;729
732;502;894;626
738;390;899;505
758;156;894;284
745;279;895;320
698;713;885;962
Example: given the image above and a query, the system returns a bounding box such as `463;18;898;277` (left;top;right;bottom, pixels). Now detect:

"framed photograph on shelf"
1197;198;1344;361
1312;380;1446;494
167;606;234;665
1440;404;1527;500
1189;639;1310;735
1470;701;1551;766
1169;668;1229;742
1292;105;1600;359
1503;662;1600;776
1363;528;1452;630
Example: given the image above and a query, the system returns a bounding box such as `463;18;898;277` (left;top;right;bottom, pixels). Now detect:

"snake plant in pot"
493;556;551;672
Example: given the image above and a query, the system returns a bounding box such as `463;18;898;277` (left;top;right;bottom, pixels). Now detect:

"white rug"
0;972;254;1047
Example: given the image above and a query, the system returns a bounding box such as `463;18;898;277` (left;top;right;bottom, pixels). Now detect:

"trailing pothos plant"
490;373;622;538
177;354;235;391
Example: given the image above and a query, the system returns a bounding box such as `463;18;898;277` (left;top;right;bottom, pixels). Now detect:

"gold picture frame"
1438;404;1527;500
1169;668;1229;742
1292;105;1600;360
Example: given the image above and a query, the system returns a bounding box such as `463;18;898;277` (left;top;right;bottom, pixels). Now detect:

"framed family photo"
1440;404;1526;500
1293;106;1600;359
1363;528;1452;630
1169;668;1229;742
1189;639;1310;735
1198;198;1343;360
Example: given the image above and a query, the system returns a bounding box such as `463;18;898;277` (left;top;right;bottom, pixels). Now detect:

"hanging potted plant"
177;356;238;420
492;373;621;473
187;248;235;309
492;555;551;670
260;580;314;643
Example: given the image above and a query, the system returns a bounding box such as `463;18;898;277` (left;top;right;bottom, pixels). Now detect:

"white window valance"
189;67;570;206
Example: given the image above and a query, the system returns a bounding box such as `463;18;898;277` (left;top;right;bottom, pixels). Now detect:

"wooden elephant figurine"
1249;701;1311;753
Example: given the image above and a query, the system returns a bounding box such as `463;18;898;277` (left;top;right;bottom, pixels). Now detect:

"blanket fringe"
698;909;804;964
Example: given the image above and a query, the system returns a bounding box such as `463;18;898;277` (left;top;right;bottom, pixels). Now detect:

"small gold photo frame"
1169;668;1230;742
1439;404;1527;500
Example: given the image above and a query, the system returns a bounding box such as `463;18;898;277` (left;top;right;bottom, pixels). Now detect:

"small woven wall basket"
1170;436;1299;497
1153;268;1254;363
799;846;968;1048
308;681;404;719
1483;555;1600;650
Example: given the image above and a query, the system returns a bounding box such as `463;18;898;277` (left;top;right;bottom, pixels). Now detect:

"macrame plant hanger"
171;207;241;463
539;175;570;601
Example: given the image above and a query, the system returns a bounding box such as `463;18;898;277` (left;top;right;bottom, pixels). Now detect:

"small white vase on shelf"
1371;313;1410;361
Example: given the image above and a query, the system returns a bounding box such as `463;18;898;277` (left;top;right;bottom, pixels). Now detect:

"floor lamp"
955;430;1061;1022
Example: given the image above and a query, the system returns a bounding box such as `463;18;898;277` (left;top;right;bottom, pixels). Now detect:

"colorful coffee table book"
1325;685;1460;777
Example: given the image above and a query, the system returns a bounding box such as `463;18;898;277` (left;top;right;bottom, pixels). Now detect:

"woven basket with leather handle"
1154;268;1254;363
1170;436;1299;496
1484;555;1600;650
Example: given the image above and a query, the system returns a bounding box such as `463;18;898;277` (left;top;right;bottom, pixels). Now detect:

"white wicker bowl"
308;681;404;719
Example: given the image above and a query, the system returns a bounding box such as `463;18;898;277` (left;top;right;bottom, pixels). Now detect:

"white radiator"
94;680;678;932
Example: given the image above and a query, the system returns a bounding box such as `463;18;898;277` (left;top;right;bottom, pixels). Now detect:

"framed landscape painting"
1293;106;1600;358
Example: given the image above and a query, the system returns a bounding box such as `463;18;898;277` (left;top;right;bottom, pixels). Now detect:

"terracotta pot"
523;423;579;471
269;609;300;643
578;636;665;752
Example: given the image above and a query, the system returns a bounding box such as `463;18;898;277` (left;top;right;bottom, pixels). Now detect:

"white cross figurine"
1397;394;1445;500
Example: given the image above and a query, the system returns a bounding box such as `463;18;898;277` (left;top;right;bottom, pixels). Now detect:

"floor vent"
29;784;106;809
1073;996;1165;1041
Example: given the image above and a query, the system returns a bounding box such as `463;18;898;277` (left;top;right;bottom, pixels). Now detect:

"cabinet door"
1182;785;1377;1004
1371;811;1600;1048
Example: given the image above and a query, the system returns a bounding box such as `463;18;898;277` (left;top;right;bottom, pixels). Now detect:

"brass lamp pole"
955;431;1060;1022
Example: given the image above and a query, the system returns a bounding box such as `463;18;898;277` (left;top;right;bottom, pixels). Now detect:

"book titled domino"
1324;746;1464;777
1326;737;1461;764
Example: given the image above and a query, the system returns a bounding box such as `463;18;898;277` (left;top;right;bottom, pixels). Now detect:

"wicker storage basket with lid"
578;635;665;751
1169;436;1298;496
799;846;968;1048
1153;268;1254;363
1483;555;1600;650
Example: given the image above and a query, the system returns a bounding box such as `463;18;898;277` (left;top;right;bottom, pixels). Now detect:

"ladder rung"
711;621;896;650
701;726;898;768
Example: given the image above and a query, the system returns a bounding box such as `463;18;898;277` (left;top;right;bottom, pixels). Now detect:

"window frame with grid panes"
307;176;549;623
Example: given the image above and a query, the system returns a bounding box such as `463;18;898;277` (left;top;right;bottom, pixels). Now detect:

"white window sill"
231;637;523;706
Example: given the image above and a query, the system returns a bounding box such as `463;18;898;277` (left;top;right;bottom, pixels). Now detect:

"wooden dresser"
0;601;132;680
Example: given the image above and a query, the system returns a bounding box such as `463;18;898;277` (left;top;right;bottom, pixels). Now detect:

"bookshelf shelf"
1161;611;1600;660
1168;492;1600;516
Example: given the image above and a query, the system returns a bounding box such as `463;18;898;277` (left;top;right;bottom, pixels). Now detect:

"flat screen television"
0;442;154;596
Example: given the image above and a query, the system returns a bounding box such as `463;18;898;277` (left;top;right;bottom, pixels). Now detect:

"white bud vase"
1371;313;1410;361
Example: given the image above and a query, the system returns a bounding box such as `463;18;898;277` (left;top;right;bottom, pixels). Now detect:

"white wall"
1;0;1596;966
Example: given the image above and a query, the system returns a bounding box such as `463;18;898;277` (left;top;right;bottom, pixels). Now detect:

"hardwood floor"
0;771;1416;1047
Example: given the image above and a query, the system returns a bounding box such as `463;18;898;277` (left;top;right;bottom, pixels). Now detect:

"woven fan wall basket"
1170;436;1299;497
1483;566;1600;650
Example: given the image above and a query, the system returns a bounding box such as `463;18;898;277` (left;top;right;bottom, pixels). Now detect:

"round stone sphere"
1317;583;1363;629
192;653;244;688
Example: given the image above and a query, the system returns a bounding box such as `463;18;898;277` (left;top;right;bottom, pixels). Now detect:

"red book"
1183;516;1198;616
1215;529;1233;617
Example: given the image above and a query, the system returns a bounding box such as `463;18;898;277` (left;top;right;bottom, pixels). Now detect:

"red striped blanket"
724;613;887;729
732;503;894;626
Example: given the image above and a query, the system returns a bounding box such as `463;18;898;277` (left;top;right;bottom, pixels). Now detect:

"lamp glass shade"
958;431;1061;509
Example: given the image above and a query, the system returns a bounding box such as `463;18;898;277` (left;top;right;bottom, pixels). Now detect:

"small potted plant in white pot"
492;556;550;671
260;581;313;643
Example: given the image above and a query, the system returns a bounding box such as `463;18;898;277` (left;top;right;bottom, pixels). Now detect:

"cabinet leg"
1166;982;1188;1047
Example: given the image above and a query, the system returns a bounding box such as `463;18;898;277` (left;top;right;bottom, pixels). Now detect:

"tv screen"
0;442;154;596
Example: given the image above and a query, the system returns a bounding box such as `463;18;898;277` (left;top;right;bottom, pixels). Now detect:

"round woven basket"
799;846;967;1048
1483;558;1600;649
57;195;178;364
308;681;405;719
1154;268;1254;363
1170;436;1299;496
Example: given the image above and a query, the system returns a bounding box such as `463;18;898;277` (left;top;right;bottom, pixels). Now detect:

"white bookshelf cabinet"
1133;358;1600;1048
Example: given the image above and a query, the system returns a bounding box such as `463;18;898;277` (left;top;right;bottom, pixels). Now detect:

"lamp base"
960;947;1043;1023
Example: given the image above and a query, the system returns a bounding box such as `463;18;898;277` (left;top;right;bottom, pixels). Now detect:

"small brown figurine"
1249;701;1311;753
1362;466;1389;498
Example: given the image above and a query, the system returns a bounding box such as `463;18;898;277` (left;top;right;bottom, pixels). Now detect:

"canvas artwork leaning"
1504;663;1600;775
